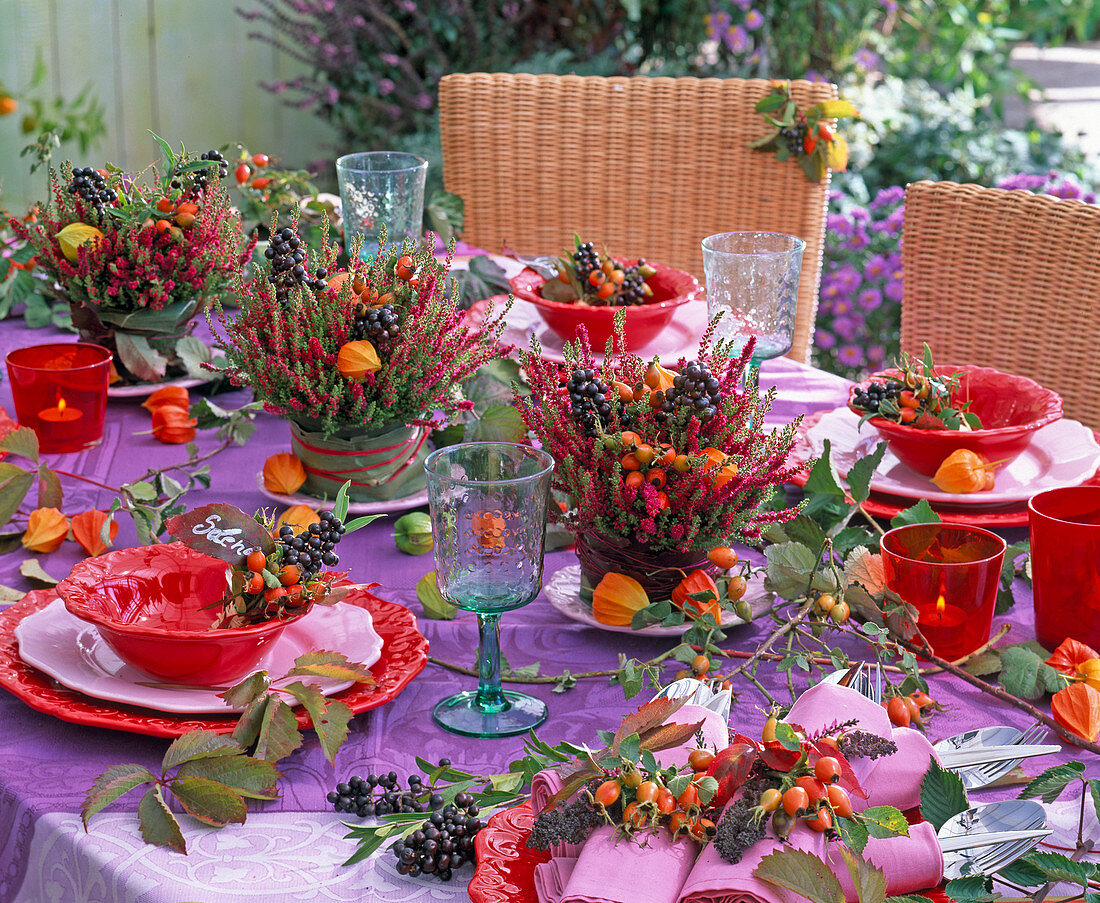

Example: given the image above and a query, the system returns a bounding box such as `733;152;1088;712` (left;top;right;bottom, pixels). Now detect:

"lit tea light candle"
38;395;83;425
917;592;970;659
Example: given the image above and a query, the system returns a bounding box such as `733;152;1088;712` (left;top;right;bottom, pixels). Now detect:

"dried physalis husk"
70;510;119;557
141;385;190;414
22;507;69;553
932;449;995;494
1052;681;1100;742
263;452;307;495
275;504;320;535
337;340;381;381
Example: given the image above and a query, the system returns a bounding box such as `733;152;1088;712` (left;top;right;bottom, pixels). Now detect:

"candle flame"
56;396;66;414
936;594;945;615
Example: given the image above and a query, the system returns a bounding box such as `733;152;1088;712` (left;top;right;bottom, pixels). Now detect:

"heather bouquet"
10;138;253;384
211;222;509;502
517;319;802;604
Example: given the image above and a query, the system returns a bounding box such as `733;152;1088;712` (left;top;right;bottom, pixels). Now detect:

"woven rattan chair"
901;180;1100;429
439;73;837;362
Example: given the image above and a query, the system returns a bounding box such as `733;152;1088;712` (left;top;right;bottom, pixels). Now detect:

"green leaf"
962;650;1002;677
281;680;352;765
755;94;787;113
860;805;909;839
174;336;212;379
0;463;36;528
754;848;845;903
763;542;819;600
618;732;641;764
773;722;802;751
0;427;39;464
1028;851;1097;887
343;513;383;534
846;442;888;504
219;671;272;709
162;730;244;772
943;876;995;903
920;761;968;831
1019;762;1085;803
127;480;158;501
176;754;280;800
282;651;376;684
803;440;846;496
999;645;1067;700
168;776;247;827
417;571;457;620
466;405;527;443
782;514;829;551
82;763;158;826
138;786;186;853
839;846;888;903
98;297;197;335
994;856;1048;887
1090;778;1100;827
232;695;271;750
890;499;941;528
334;481;350;523
425;190;464;244
36;464;63;509
835;815;869;854
114;332;169;381
253;696;302;763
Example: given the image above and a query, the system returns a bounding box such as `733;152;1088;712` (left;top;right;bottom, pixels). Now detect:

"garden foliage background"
1;0;1098;378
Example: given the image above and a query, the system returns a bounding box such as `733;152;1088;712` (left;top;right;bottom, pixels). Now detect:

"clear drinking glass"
424;442;555;738
701;232;806;383
336;152;428;263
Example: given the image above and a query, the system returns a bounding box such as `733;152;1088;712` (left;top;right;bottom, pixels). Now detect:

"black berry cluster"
327;771;434;817
615;262;648;306
778;122;808;156
172;149;229;192
527;797;603;851
571;241;600;283
393;794;483;882
657;361;722;424
265;226;328;303
66;167;116;215
850;380;901;414
567;368;613;438
350;302;400;349
277;509;345;578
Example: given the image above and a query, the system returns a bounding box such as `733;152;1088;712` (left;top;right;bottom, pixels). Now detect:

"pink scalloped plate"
467;804;949;903
0;586;428;737
790;410;1100;528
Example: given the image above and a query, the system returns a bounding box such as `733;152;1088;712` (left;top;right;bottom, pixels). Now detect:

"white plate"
805;407;1100;506
108;376;210;399
544;564;768;636
255;473;429;514
14;598;383;714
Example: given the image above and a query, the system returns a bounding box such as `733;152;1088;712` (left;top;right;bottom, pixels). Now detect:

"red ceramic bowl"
509;260;699;351
57;542;305;686
848;364;1063;477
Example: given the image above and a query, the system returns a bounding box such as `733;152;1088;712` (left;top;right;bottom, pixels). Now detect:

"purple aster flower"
997;173;1047;192
815;328;837;349
833;298;853;316
733;0;753;10
857;287;882;311
870;186;905;210
850;206;870;222
827;213;853;237
880;0;898;13
325;86;339;105
1085;193;1097;204
724;24;750;53
832;315;859;340
867;346;886;364
804;69;827;83
705;11;731;37
838;345;864;367
744;9;764;30
381;53;400;67
847;232;870;250
864;254;893;279
854;48;880;70
885;279;904;302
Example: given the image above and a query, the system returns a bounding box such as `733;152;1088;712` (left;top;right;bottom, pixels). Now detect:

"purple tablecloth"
0;317;1089;902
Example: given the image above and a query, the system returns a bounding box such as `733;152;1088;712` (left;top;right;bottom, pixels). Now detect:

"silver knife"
938;744;1060;769
939;829;1052;853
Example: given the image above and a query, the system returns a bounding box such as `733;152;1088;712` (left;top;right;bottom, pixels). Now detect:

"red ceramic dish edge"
467;803;948;903
510;261;700;314
847;365;1063;440
0;586;429;738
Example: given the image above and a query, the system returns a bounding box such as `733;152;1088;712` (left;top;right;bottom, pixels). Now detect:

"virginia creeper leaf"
282;651;376;684
219;671;272;709
82;763;157;826
176;754;280;800
138;786;186;853
162;730;244;772
253;697;302;762
168;776;247;827
281;680;352;764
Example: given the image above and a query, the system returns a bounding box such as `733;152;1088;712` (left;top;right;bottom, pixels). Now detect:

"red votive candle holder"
6;343;112;454
881;523;1007;661
1029;486;1100;652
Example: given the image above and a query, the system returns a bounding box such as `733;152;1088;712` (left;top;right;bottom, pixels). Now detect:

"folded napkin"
784;682;939;812
537;825;698;903
677;819;943;903
661;703;731;769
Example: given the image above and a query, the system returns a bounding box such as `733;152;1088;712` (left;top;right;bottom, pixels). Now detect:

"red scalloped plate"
0;586;428;738
790;410;1100;528
467;804;950;903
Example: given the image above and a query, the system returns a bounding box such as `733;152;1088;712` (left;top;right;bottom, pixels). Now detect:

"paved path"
1009;42;1100;164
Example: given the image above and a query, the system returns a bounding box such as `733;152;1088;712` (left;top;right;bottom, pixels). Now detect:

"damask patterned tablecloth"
0;318;1087;903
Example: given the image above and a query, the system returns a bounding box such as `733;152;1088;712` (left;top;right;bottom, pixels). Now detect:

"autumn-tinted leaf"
860;806;909;839
166;503;275;563
176;754;280;800
19;558;58;587
0;427;38;464
37;464;62;510
281;680;352;764
253;696;302;762
611;696;688;754
282;651;376;684
231;695;271;750
82;763;157;826
637;719;704;754
138;786;186;853
0;464;36;529
168;776;247;827
839;846;887;903
162;730;244;772
220;671;272;710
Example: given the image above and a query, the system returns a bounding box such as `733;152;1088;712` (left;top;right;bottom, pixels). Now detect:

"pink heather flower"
378;78;395;96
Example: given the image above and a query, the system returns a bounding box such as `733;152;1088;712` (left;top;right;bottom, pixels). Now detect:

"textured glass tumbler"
424;442;555;737
701;232;805;379
336;152;428;263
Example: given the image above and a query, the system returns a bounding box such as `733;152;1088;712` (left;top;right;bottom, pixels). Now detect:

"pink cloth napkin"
677;820;943;903
784;682;938;811
661;703;731;768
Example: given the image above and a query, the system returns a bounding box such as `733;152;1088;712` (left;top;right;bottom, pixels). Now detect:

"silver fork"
939;724;1049;790
941;800;1049;879
961;724;1047;789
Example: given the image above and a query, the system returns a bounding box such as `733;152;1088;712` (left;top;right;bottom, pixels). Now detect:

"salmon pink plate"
14;598;383;714
0;586;427;737
802;407;1100;507
467;803;950;903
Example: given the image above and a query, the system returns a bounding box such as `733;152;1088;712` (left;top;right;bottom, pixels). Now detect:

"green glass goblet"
424;442;555;738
